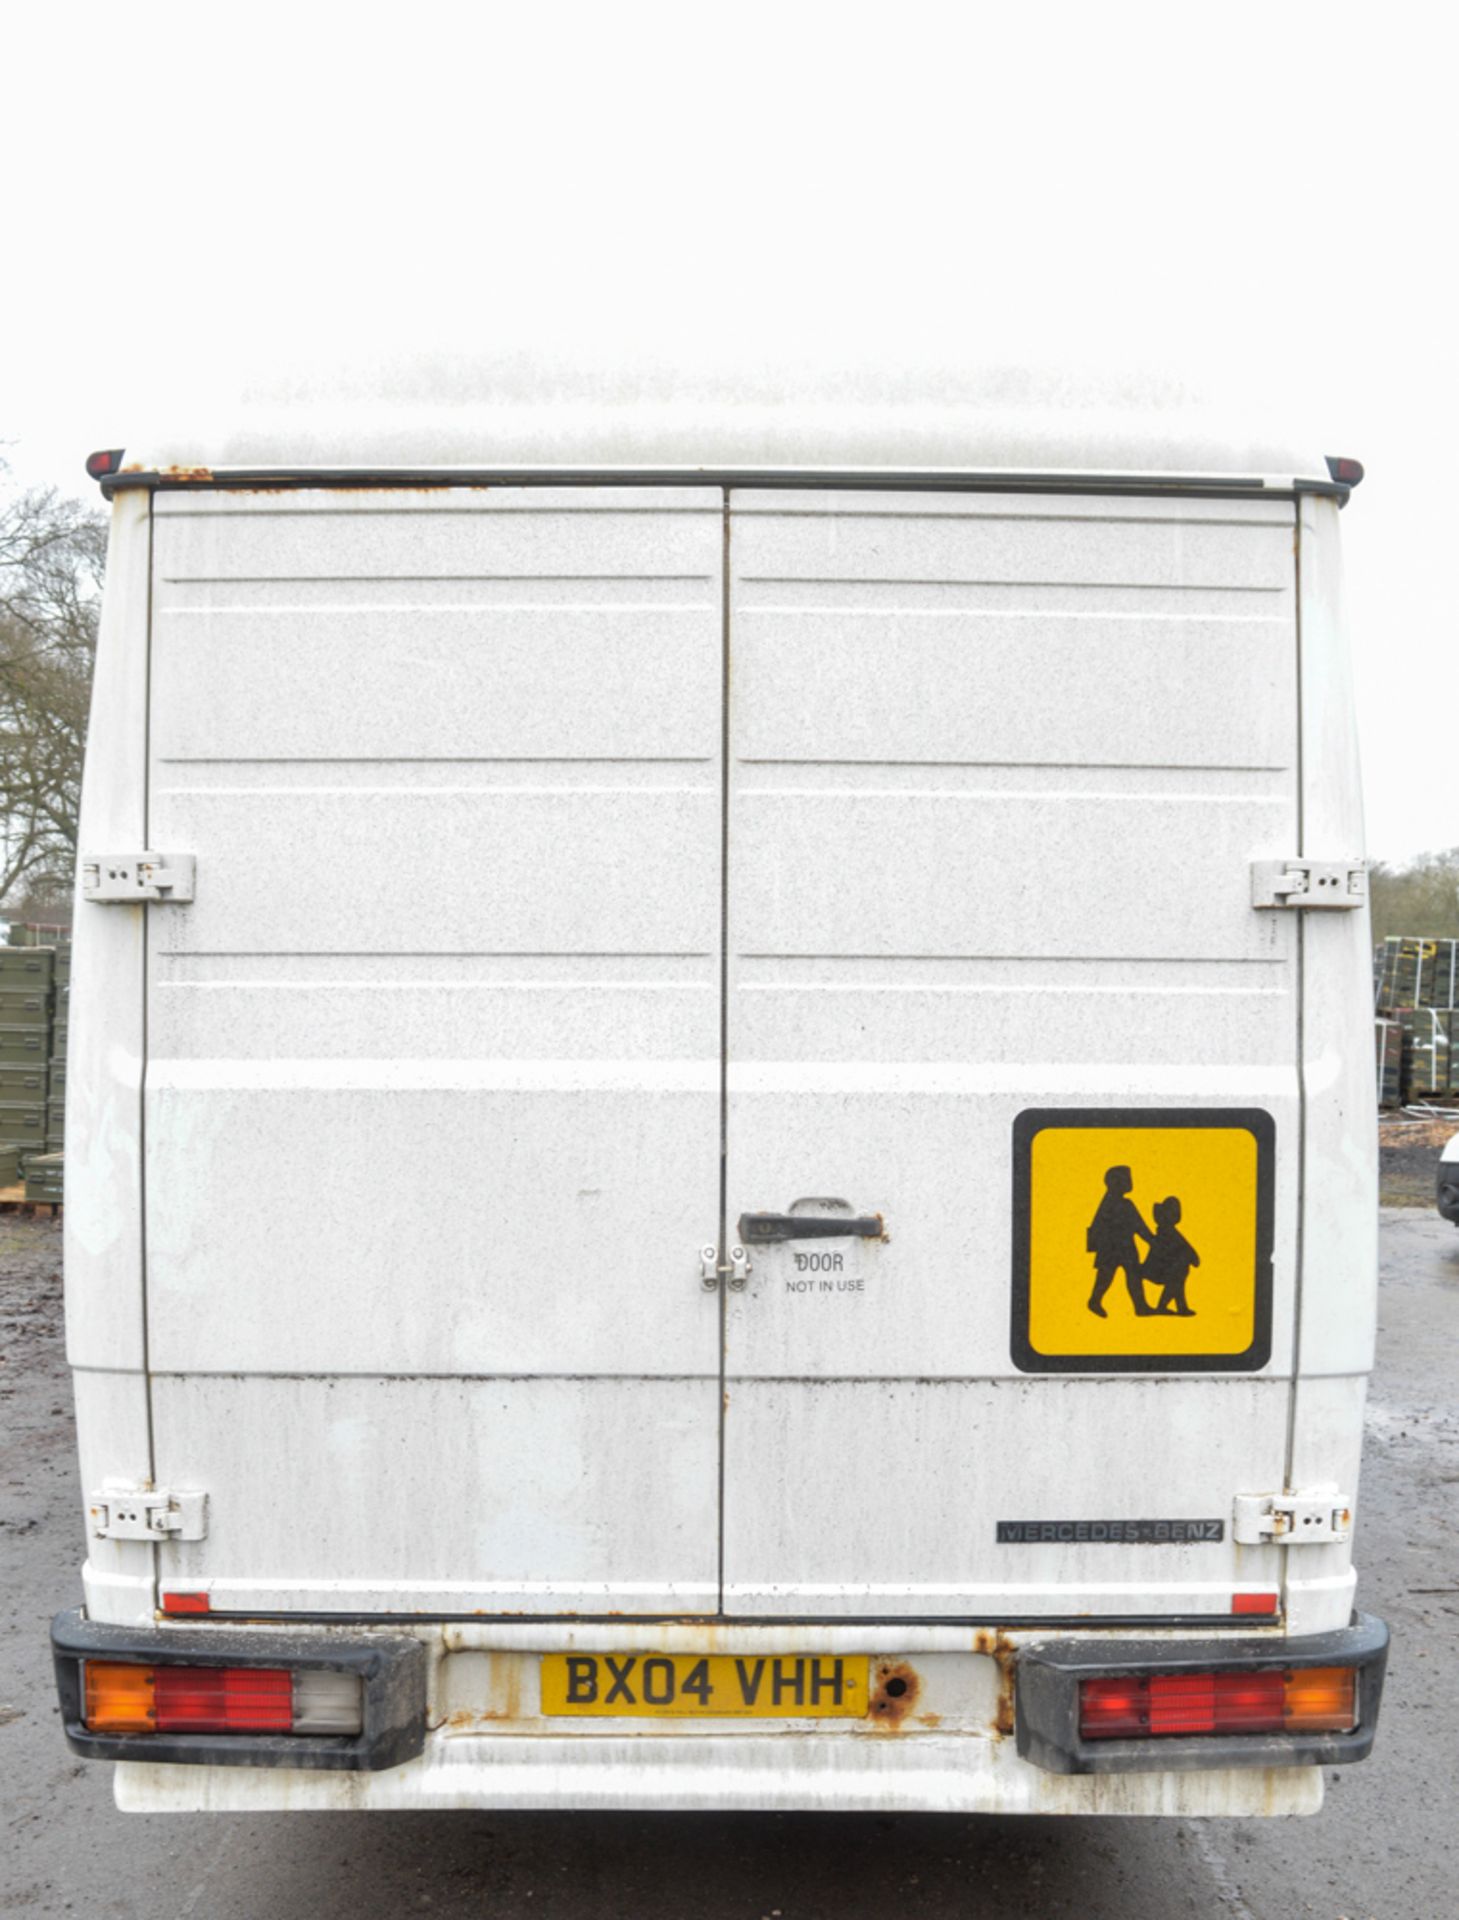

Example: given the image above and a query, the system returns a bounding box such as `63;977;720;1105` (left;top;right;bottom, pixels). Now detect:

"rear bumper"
1015;1612;1388;1775
59;1610;1386;1812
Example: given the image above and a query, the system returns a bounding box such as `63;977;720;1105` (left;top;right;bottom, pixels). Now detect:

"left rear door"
143;485;726;1617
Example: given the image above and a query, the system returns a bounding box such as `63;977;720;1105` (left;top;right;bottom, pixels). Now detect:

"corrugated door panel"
146;488;725;1615
722;490;1296;1617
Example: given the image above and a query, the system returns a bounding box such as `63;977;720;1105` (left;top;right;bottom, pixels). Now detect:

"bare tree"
1369;848;1459;943
0;459;105;908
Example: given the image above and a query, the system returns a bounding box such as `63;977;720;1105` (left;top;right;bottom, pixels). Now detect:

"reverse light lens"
82;1662;363;1736
1080;1666;1358;1740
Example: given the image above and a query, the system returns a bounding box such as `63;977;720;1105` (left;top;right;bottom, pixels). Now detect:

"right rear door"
720;488;1298;1620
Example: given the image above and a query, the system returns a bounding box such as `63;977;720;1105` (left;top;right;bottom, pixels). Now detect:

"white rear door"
721;490;1297;1619
145;487;725;1615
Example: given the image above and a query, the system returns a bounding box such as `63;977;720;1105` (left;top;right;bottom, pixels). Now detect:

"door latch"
82;853;196;904
1233;1490;1352;1546
1250;859;1365;911
699;1245;753;1291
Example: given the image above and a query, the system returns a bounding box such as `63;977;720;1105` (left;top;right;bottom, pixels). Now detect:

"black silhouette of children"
1144;1196;1200;1315
1086;1167;1155;1317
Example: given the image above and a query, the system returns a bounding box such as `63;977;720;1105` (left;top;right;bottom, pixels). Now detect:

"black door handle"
737;1210;885;1245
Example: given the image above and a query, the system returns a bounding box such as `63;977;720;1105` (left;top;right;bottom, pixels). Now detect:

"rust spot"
159;465;215;484
867;1660;921;1728
972;1628;1018;1737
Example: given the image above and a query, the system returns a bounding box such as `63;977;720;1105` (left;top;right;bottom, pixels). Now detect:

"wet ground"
3;1209;1457;1919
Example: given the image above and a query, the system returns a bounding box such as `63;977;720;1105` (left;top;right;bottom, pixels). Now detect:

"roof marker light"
85;449;125;482
1325;455;1365;487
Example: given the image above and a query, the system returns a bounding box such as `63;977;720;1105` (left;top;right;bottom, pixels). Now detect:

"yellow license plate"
540;1653;870;1718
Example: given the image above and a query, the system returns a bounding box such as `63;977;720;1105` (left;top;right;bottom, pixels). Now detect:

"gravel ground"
3;1208;1457;1920
1379;1111;1457;1207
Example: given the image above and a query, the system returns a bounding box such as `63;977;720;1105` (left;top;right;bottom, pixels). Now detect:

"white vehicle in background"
1438;1134;1459;1225
54;362;1385;1817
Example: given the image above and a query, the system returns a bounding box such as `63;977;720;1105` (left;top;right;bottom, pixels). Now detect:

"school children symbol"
1010;1109;1275;1374
1086;1168;1199;1319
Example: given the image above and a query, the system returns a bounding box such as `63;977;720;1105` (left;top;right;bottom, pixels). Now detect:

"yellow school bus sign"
1011;1109;1274;1373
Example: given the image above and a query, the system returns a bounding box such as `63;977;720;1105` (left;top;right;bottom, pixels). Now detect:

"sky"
1;3;1453;862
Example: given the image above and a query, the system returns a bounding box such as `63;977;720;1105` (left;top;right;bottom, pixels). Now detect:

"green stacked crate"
1401;1007;1451;1100
1419;939;1459;1010
1374;936;1399;1011
46;955;67;1153
1375;1019;1404;1108
0;947;53;1184
23;1151;63;1203
0;1143;20;1187
0;1027;47;1064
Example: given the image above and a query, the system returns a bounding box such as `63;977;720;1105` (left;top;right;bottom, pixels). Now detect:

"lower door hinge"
1233;1490;1352;1546
88;1485;208;1542
1250;858;1366;910
81;853;196;904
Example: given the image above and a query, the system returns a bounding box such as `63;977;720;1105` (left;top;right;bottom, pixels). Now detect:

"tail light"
1080;1665;1357;1740
83;1662;362;1736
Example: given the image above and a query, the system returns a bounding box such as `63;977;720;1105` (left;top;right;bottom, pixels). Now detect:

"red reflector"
1232;1592;1279;1616
1213;1670;1286;1732
154;1666;293;1734
85;448;124;481
1080;1677;1149;1738
161;1591;211;1615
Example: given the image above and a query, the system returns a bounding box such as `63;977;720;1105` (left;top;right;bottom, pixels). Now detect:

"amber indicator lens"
1281;1666;1357;1732
1080;1666;1358;1740
84;1661;158;1732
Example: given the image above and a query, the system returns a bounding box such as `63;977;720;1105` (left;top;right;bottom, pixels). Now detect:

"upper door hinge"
88;1485;209;1542
1233;1490;1352;1546
81;853;196;905
1251;859;1366;911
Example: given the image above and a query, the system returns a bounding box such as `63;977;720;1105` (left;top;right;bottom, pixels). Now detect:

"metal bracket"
88;1486;208;1542
698;1244;753;1291
1233;1490;1352;1546
81;853;196;905
1251;859;1366;911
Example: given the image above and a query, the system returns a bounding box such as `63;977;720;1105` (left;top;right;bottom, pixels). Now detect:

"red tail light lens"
83;1662;363;1736
1081;1667;1357;1740
154;1666;292;1733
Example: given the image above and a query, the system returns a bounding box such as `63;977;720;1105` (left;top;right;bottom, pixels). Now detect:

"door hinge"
81;853;196;904
1233;1490;1352;1546
1250;859;1366;910
88;1485;209;1542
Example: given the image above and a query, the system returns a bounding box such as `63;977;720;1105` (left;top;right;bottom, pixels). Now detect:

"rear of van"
54;368;1385;1813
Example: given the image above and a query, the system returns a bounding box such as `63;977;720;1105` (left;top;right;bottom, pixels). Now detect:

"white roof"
135;353;1332;482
